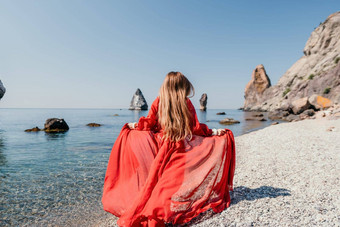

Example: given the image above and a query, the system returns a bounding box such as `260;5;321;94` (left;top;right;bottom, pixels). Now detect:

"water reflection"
0;136;7;166
132;110;148;122
44;132;68;141
198;110;207;123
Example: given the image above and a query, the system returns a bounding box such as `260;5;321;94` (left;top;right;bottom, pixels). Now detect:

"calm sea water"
0;108;278;226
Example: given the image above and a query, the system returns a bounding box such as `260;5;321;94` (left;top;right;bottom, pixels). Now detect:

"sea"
0;108;279;226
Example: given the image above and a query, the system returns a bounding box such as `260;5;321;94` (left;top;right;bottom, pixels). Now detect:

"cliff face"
0;80;5;100
244;11;340;111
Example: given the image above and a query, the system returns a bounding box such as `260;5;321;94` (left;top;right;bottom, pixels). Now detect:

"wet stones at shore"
219;118;240;125
44;118;69;132
129;88;148;110
216;112;226;115
245;117;267;121
267;94;339;122
246;113;266;121
200;93;208;111
86;123;102;127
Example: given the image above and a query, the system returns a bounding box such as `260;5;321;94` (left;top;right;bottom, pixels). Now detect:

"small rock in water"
25;127;41;132
271;121;279;125
113;114;119;116
216;112;226;115
219;118;240;125
44;118;69;132
86;123;102;127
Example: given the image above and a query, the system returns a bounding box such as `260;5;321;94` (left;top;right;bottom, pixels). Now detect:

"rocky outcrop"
44;118;69;132
129;88;148;110
0;80;5;100
244;64;271;110
199;93;208;111
244;12;340;111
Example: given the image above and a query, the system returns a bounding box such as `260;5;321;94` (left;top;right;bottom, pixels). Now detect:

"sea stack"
0;80;6;100
244;64;271;111
129;88;148;110
200;93;208;111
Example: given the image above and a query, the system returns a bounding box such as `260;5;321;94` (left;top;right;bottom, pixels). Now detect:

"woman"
102;72;235;227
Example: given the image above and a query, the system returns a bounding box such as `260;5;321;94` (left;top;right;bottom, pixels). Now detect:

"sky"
0;0;339;109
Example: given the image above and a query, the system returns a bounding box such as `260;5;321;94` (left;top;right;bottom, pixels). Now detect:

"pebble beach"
98;118;340;226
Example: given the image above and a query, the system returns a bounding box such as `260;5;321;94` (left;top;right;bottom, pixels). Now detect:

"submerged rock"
0;80;6;100
200;93;208;111
216;112;226;115
219;118;240;125
44;118;69;132
25;127;41;132
86;123;102;127
129;88;148;110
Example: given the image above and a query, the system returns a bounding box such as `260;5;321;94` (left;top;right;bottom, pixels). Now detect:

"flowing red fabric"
102;97;235;227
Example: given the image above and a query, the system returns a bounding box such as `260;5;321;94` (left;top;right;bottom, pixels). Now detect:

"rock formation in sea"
244;11;340;112
0;80;6;100
244;64;271;111
129;88;148;110
44;118;69;132
200;93;208;111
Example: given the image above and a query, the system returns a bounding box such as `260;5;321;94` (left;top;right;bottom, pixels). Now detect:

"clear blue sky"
0;0;338;109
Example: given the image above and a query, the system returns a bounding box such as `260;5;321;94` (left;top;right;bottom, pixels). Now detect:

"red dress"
102;97;235;227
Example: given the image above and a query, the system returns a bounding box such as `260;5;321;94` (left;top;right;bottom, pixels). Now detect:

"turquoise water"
0;108;277;226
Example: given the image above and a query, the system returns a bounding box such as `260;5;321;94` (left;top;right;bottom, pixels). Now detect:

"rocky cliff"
0;80;5;100
244;11;340;111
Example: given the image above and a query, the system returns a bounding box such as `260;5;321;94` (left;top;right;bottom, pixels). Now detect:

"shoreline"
96;118;340;226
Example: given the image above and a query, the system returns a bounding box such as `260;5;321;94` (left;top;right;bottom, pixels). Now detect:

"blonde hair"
158;71;195;142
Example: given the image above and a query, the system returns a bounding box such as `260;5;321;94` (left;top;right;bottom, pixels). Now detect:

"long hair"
158;71;195;142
